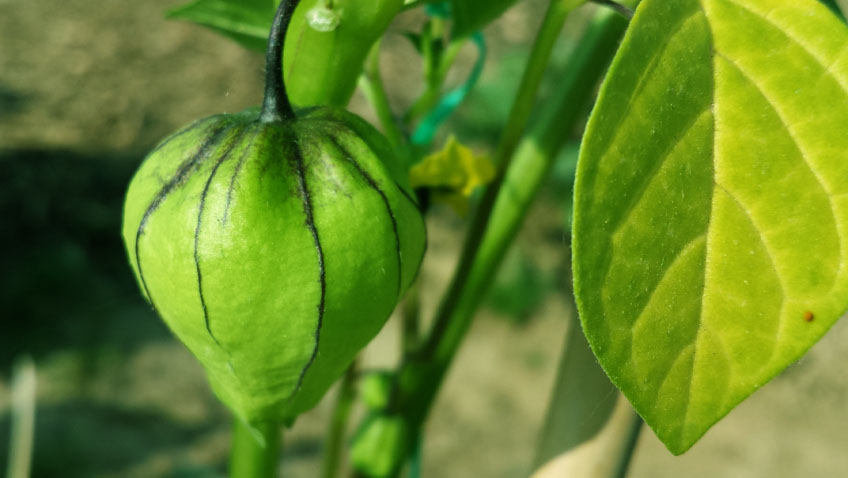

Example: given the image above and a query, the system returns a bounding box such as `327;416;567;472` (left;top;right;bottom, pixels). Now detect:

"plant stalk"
404;39;465;128
353;1;637;474
531;4;646;476
260;0;300;123
421;0;586;364
230;420;282;478
614;415;644;477
360;0;590;467
401;282;422;356
359;40;406;147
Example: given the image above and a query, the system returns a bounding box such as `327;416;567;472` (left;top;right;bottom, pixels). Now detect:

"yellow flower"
409;135;496;215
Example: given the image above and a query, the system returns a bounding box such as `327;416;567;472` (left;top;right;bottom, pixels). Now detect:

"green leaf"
573;0;848;454
449;0;518;38
167;0;275;52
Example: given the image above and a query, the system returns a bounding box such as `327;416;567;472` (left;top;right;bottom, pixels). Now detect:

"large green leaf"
573;0;848;454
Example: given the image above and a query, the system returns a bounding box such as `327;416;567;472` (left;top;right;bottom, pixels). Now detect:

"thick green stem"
260;0;300;123
354;1;636;474
230;420;282;478
532;4;645;476
421;0;585;363
320;362;359;478
379;0;589;456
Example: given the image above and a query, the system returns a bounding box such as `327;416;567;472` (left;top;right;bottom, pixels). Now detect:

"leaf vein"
612;107;713;237
594;9;705;164
715;50;842;292
720;0;848;99
629;233;707;335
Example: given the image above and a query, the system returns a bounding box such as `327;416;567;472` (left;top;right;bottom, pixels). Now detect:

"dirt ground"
2;0;848;477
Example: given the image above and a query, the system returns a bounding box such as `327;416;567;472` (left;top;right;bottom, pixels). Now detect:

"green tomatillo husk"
121;0;425;425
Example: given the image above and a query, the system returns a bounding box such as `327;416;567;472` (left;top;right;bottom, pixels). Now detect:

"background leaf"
167;0;402;107
167;0;275;51
573;0;848;454
450;0;519;38
820;0;848;20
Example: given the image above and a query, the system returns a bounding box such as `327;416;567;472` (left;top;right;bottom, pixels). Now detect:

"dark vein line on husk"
223;124;262;224
329;135;403;299
291;141;326;396
194;125;249;347
134;124;233;312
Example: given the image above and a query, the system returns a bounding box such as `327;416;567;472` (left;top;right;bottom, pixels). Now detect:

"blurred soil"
1;0;848;477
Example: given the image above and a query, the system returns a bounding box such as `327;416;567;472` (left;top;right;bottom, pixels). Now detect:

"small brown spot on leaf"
803;311;814;322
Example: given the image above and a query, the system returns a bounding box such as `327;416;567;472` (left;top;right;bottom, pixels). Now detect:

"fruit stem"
229;419;281;478
260;0;300;123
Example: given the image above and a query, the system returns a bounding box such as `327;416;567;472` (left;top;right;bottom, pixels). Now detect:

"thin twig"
6;357;36;478
614;416;644;477
591;0;635;20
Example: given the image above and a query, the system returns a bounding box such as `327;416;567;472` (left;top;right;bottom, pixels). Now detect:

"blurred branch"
6;357;36;478
402;283;422;356
590;0;634;19
321;361;359;478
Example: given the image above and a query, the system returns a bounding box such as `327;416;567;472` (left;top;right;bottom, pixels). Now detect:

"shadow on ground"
0;399;222;478
0;149;168;371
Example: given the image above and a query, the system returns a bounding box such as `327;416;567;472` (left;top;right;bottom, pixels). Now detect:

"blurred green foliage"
485;247;551;323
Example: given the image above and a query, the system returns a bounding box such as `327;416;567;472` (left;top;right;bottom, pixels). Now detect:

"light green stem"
491;0;587;168
359;40;406;148
404;39;465;128
230;420;281;478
